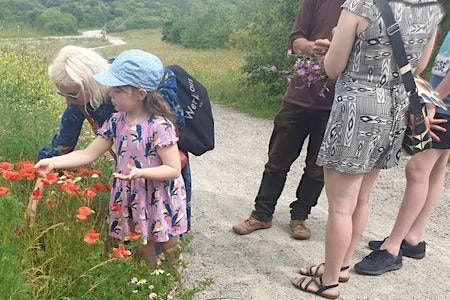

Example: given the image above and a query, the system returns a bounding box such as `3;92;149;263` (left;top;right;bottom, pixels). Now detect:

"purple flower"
313;64;321;70
271;65;278;72
307;75;315;81
297;68;306;76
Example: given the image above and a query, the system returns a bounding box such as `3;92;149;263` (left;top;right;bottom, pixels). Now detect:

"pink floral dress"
98;112;187;243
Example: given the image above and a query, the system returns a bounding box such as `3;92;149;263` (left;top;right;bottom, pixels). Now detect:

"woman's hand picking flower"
34;159;55;177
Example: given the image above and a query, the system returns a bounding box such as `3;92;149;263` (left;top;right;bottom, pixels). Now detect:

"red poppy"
112;244;131;259
0;162;14;173
16;160;34;170
43;172;60;185
81;188;96;200
31;188;43;201
84;229;100;245
129;232;141;241
0;187;10;197
90;169;102;178
77;168;91;177
19;167;36;181
3;170;23;181
105;184;113;191
59;180;80;195
90;182;107;193
76;206;93;221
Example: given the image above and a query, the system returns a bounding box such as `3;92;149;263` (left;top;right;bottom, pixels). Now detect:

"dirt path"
185;103;450;299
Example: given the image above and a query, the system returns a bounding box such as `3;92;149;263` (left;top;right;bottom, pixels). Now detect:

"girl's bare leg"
140;240;158;269
161;236;180;266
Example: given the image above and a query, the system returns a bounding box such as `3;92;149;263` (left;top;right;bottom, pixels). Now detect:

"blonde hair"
48;45;109;109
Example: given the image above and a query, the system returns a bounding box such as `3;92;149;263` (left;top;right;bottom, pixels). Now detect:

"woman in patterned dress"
292;0;443;298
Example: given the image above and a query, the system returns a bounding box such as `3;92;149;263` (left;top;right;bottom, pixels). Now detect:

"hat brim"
93;71;128;88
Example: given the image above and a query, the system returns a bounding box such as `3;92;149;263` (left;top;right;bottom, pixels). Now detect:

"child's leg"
161;236;180;265
139;241;158;269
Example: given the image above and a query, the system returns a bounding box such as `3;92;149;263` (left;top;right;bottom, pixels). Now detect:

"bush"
35;8;78;35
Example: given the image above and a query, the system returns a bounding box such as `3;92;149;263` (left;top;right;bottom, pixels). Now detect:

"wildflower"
77;168;91;177
82;188;96;200
0;187;10;197
3;170;22;181
44;172;60;185
131;277;138;284
148;285;154;290
76;206;94;221
90;169;102;178
84;229;100;244
0;162;14;173
270;65;278;72
90;182;107;193
151;269;164;275
138;279;147;285
132;290;138;294
59;180;80;195
112;244;131;259
148;293;157;299
31;188;43;201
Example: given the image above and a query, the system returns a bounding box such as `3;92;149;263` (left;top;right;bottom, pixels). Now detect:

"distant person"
35;49;187;268
291;0;443;298
356;30;450;275
28;46;192;233
232;0;344;240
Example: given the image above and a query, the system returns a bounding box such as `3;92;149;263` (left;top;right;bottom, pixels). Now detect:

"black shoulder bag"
374;0;432;155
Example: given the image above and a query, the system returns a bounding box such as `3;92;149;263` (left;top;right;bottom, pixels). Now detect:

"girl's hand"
114;168;142;181
34;159;55;177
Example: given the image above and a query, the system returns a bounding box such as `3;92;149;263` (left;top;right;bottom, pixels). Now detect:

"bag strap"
373;0;423;116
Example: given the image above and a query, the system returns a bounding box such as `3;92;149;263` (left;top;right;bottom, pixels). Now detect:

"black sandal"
292;275;340;299
299;263;350;283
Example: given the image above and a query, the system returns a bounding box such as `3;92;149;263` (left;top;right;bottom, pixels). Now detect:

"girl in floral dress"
35;49;187;268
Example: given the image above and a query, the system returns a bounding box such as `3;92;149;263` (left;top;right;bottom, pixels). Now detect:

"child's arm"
114;143;181;181
35;136;113;176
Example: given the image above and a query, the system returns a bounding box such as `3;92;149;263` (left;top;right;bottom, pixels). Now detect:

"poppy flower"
129;232;141;241
83;229;100;244
19;167;36;181
16;160;34;170
90;169;102;178
44;172;60;185
0;162;14;173
90;182;107;193
59;180;80;195
105;184;113;191
82;188;96;200
3;170;23;181
112;244;131;259
0;187;10;197
76;206;93;221
31;188;43;201
77;168;91;177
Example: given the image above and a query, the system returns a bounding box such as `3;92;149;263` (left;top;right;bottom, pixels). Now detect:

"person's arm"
435;72;450;100
324;9;367;79
38;104;85;160
413;31;438;76
35;136;112;176
115;143;181;181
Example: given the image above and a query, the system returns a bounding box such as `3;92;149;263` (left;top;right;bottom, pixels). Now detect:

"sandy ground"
184;103;450;300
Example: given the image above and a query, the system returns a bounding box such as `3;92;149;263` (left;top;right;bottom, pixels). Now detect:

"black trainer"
354;249;403;276
368;237;426;259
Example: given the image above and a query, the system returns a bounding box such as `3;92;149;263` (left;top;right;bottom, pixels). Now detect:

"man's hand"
34;159;55;178
312;39;331;55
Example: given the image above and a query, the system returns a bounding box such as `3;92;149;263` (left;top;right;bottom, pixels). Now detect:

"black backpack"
168;65;215;156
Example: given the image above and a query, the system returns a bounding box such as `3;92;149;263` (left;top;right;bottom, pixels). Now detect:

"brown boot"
232;216;272;235
290;220;311;240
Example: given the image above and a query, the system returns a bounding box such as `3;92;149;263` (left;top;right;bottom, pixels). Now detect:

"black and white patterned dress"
316;0;443;173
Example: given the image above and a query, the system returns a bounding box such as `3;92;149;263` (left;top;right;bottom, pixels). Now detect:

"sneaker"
368;237;426;259
290;220;311;240
232;216;272;235
354;249;403;276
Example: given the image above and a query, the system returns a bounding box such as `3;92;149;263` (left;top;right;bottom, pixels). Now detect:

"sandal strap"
317;276;339;293
305;277;320;291
340;265;350;271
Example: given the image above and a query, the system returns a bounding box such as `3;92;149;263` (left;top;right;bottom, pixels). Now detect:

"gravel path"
185;103;450;299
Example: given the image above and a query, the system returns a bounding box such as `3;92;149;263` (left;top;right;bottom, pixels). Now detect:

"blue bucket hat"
93;49;164;92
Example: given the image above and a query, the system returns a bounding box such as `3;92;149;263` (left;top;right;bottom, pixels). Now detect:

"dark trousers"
251;102;330;222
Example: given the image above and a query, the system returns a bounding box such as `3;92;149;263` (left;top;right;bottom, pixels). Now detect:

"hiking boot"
354;249;403;276
290;220;311;240
368;238;426;259
232;216;272;235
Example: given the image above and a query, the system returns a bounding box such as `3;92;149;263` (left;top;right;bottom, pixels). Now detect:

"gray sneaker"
355;249;402;276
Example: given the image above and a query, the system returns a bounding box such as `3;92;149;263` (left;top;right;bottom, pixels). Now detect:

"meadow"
0;28;276;299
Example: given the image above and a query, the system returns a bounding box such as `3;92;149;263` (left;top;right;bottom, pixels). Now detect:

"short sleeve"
342;0;377;21
152;117;178;148
97;113;118;140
